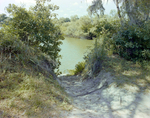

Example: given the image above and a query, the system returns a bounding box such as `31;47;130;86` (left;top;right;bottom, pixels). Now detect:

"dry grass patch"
103;54;150;92
0;72;72;118
0;39;72;117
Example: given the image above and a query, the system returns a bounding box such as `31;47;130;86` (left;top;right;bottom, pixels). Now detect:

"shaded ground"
57;71;150;118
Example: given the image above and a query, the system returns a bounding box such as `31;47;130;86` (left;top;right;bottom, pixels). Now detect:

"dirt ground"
56;71;150;118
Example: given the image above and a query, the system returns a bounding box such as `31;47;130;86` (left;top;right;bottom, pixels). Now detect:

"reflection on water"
59;37;94;74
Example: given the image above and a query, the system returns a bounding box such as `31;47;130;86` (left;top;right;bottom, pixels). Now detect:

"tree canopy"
0;13;11;26
1;0;64;70
88;0;150;26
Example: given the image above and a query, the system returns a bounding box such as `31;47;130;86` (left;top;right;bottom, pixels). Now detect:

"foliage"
0;30;57;78
58;14;121;40
5;1;64;70
65;21;80;37
0;14;7;22
95;19;116;37
80;15;96;39
59;17;71;23
0;28;72;117
102;54;150;92
113;23;150;62
0;1;72;115
58;15;104;39
87;0;105;17
87;0;150;63
0;13;11;26
73;62;85;75
88;0;150;26
59;17;84;38
86;0;150;63
80;16;92;33
70;15;79;22
0;65;71;117
84;38;107;77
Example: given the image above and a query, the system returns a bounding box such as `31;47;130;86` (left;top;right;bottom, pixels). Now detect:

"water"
59;37;94;74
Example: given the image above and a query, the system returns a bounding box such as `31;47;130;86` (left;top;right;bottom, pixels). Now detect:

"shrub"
94;19;117;37
74;62;85;75
0;30;57;78
84;38;107;77
0;32;72;117
5;3;64;69
113;23;150;62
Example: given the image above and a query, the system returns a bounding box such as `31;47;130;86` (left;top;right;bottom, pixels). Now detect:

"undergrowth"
102;54;150;92
0;37;72;117
76;33;150;93
68;62;85;76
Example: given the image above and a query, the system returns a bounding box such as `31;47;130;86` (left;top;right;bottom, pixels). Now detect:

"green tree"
88;0;150;26
5;0;64;69
80;16;92;33
64;18;71;22
70;15;79;22
59;17;70;23
0;13;11;26
0;14;7;23
110;10;118;18
87;0;150;62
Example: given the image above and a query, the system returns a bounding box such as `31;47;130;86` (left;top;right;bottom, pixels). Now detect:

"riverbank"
0;40;72;118
56;73;150;118
57;72;150;118
1;50;150;117
64;35;95;40
58;37;94;74
56;54;150;118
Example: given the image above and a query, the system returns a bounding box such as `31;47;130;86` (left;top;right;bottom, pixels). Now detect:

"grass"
102;54;150;93
0;39;72;117
0;72;72;118
67;61;85;76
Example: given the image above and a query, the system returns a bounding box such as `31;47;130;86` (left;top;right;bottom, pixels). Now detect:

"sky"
0;0;116;18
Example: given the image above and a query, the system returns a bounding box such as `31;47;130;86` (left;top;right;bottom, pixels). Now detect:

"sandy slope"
56;71;150;118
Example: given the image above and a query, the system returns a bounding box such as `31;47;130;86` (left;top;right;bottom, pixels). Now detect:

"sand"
56;71;150;118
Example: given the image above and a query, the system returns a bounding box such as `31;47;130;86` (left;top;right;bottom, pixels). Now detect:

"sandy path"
56;71;150;118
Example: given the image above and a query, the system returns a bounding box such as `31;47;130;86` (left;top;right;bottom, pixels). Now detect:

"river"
59;37;94;74
0;26;94;74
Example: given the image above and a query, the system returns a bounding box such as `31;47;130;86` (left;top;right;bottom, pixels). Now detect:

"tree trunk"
124;0;137;25
115;0;124;26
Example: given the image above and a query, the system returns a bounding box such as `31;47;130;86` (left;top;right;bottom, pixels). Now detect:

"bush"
5;3;64;69
0;32;72;117
113;23;150;62
0;30;57;78
74;62;85;75
84;39;107;77
94;19;118;37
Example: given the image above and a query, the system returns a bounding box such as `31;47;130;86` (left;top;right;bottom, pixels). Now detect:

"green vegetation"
83;39;106;77
0;65;72;117
0;13;11;26
0;35;72;117
83;0;150;74
103;55;150;92
1;0;150;116
68;62;85;76
114;23;150;62
5;2;64;70
0;0;71;117
69;0;150;84
74;62;85;75
55;15;97;39
56;13;120;40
